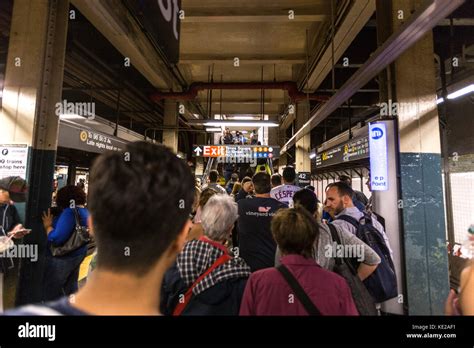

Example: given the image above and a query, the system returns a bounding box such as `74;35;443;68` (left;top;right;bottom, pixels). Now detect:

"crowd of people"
0;141;472;316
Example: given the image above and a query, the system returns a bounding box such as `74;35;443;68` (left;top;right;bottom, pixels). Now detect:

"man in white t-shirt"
270;166;301;206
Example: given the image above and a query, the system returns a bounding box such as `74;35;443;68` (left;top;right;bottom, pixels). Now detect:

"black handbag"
328;224;378;316
50;208;90;257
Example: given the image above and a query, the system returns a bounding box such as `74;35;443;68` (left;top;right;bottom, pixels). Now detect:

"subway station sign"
0;144;28;179
315;135;369;168
58;122;126;154
192;145;280;159
369;123;388;191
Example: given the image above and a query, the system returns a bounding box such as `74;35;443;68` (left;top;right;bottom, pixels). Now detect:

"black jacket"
0;203;22;273
160;262;247;316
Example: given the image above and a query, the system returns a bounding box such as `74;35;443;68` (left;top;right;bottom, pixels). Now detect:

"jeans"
42;252;86;302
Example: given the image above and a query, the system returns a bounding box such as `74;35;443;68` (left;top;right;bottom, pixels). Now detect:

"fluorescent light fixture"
189;120;278;127
207;122;278;127
437;84;474;105
309;153;316;159
59;114;86;120
447;84;474;100
205;127;222;132
228;116;257;120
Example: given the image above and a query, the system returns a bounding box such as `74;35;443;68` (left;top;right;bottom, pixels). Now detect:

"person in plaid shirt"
161;194;250;315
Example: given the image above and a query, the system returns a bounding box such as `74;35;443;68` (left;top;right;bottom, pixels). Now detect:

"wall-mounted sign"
315;135;369;168
0;144;28;179
369;123;388;191
192;145;280;159
297;172;311;187
124;0;181;64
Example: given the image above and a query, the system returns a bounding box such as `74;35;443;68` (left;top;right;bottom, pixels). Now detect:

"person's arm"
46;209;76;245
357;263;378;281
338;226;380;280
460;265;474;315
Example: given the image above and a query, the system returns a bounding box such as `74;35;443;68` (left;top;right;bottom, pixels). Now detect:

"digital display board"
315;135;369;168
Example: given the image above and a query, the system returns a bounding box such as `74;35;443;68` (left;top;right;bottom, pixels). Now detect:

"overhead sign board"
0;144;28;179
192;145;280;159
124;0;181;64
58;122;126;154
315;135;369;168
369;123;388;191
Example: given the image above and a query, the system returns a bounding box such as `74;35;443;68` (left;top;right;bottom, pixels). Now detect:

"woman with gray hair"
161;195;251;316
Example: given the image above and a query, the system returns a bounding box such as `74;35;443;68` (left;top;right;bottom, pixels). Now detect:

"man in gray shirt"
325;182;393;257
275;188;381;280
202;170;227;195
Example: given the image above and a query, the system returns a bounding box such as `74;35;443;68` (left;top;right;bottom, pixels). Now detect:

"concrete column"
163;100;178;153
392;0;449;315
0;0;70;305
267;115;279;146
295;101;311;173
277;153;287;175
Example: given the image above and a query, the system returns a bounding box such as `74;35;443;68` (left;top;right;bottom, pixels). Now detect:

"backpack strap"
173;253;231;316
336;214;360;229
328;224;342;266
277;265;321;316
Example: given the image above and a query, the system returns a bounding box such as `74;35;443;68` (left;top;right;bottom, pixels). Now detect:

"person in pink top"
239;205;359;316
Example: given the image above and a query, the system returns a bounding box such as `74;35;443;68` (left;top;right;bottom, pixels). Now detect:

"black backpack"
337;213;398;303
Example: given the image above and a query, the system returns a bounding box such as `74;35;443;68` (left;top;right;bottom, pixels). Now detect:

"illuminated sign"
315;136;369;168
369;123;388;191
192;145;280;159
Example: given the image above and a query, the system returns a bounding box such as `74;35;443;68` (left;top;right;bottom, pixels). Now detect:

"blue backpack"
337;213;398;302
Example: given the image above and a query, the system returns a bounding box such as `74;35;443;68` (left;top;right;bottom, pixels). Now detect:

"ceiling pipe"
150;82;331;103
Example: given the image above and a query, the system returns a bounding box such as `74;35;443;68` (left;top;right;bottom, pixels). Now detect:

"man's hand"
7;224;31;239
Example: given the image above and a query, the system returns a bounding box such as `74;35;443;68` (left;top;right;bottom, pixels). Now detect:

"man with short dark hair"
271;174;282;189
204;170;227;194
6;142;195;315
237;172;286;272
325;182;392;258
270;166;300;206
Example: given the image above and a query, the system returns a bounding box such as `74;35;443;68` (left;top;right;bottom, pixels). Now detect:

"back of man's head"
88;141;194;276
209;170;219;183
252;172;271;194
271;173;282;187
282;167;296;184
338;175;352;187
293;188;318;215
